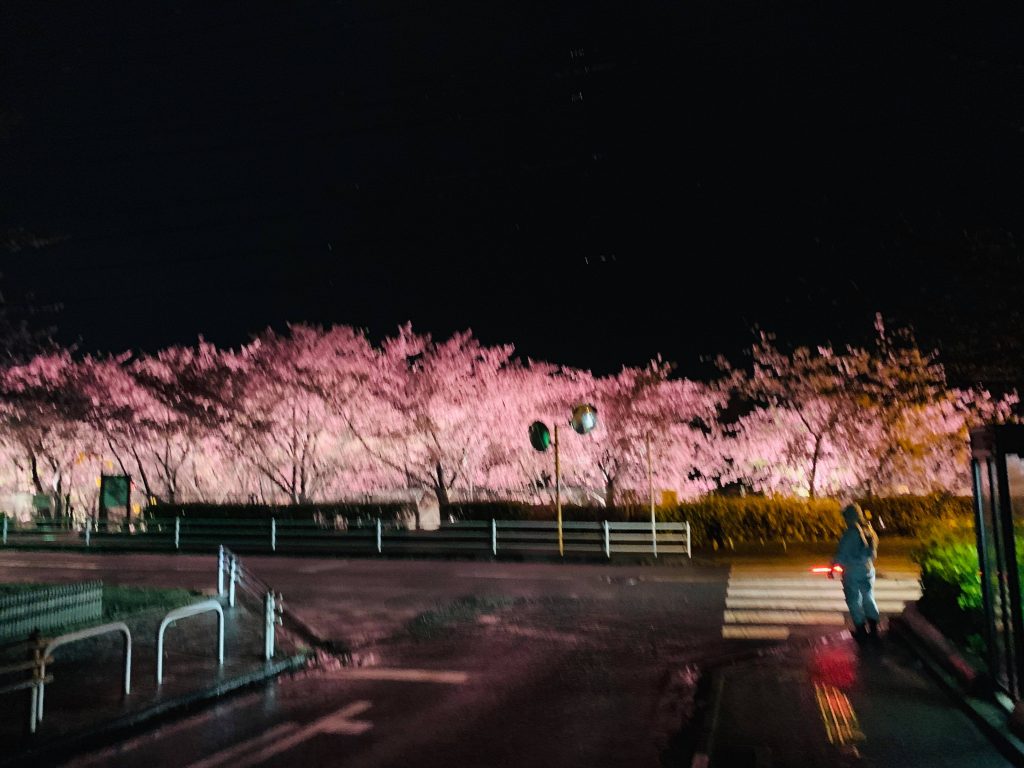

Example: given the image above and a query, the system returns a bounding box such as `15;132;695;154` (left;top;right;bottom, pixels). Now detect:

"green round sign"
529;421;552;452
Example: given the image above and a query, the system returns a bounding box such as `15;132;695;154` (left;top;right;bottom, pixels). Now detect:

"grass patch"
0;582;202;619
405;595;517;640
101;585;202;620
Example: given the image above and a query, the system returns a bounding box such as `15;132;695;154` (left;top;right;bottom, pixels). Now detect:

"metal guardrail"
156;600;224;684
219;547;283;660
0;581;103;640
0;515;691;559
0;635;51;734
36;622;132;728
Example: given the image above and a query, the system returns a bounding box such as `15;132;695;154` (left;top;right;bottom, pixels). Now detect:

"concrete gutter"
2;651;311;768
891;606;1024;767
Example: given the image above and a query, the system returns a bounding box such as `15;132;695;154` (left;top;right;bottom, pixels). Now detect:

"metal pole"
603;520;610;558
229;556;237;608
85;518;91;547
2;515;7;545
491;519;497;557
174;516;180;550
264;591;275;661
647;432;657;558
686;521;692;558
271;517;277;552
376;518;382;554
217;546;225;597
555;424;563;557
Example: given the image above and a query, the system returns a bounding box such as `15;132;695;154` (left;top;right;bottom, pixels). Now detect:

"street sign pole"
555;424;563;557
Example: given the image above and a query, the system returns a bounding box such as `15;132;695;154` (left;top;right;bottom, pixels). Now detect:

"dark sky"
2;0;1022;378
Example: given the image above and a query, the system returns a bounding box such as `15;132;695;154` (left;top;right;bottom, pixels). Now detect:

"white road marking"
187;722;297;768
189;701;373;768
330;668;469;684
726;598;910;612
722;626;791;640
725;609;847;625
720;565;920;639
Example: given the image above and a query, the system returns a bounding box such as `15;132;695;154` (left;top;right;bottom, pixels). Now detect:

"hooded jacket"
832;503;878;575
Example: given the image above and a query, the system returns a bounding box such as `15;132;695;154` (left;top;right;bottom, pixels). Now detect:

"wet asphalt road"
0;552;731;767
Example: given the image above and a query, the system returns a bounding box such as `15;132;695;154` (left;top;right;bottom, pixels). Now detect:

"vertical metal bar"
491;519;497;557
686;521;692;558
555;424;563;557
995;449;1024;700
647;433;657;558
229;556;237;608
217;546;225;597
271;518;277;552
603;520;610;558
2;515;7;545
174;517;180;550
85;518;91;547
264;591;275;661
376;518;382;554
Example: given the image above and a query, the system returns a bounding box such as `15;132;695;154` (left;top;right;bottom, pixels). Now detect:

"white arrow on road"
189;700;373;768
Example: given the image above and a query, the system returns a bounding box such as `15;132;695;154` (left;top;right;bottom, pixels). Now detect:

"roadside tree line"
0;317;1014;521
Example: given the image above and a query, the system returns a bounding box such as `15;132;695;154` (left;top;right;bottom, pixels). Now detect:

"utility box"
98;474;131;530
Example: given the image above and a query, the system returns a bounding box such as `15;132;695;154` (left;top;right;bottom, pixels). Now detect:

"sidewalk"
0;594;308;767
694;631;1015;768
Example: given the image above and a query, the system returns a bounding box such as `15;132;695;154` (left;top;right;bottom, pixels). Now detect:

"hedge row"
144;502;416;527
444;494;974;545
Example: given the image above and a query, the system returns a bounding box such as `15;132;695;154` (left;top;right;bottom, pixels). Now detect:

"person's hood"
842;503;865;527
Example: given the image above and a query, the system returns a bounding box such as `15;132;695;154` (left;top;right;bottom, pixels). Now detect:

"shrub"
445;494;974;546
856;494;972;537
913;523;986;651
144;502;416;529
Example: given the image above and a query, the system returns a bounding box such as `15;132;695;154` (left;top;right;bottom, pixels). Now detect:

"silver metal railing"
156;600;224;685
36;622;132;728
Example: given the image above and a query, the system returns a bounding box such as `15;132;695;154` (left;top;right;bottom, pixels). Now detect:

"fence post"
264;591;275;661
174;517;181;550
603;520;610;559
2;515;7;545
29;631;43;734
217;546;225;597
491;519;497;556
229;556;237;608
270;517;277;552
376;518;382;554
651;520;658;558
686;521;692;558
84;518;91;547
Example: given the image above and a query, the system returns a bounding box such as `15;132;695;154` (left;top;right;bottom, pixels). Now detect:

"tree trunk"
605;475;617;509
808;433;823;499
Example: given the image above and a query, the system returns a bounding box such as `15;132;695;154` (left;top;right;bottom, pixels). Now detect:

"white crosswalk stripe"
721;567;921;641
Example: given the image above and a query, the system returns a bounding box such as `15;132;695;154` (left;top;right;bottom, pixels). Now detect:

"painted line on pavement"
721;625;791;640
189;701;373;768
724;610;847;625
726;598;909;612
329;668;470;684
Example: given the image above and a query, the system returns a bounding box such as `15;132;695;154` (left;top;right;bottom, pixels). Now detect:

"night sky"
2;0;1022;381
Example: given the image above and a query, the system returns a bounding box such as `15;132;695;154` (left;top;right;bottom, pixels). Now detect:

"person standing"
830;502;881;641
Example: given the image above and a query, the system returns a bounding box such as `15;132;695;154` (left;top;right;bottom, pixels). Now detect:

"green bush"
913;524;985;650
856;494;972;537
145;502;416;528
671;497;845;546
445;494;974;546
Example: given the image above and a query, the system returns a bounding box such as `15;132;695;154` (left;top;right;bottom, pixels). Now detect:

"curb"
1;651;311;768
891;611;1024;767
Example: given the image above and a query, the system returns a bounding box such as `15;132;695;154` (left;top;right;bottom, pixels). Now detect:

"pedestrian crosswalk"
721;566;921;640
